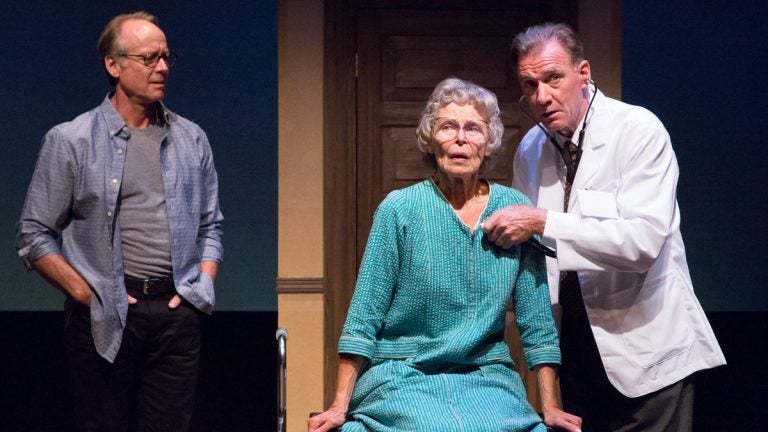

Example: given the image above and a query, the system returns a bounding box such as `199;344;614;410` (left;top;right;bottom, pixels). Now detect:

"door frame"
322;0;359;406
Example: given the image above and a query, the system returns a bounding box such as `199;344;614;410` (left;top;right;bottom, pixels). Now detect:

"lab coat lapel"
571;135;606;191
570;91;609;194
538;138;567;212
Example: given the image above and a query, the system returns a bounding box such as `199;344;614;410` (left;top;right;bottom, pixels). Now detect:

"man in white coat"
482;23;725;431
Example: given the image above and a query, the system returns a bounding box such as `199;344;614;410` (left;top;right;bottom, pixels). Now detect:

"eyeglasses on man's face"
433;117;489;143
117;50;177;68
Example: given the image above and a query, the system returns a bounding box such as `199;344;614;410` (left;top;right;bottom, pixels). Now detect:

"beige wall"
579;0;622;99
277;292;324;432
277;2;621;432
278;1;325;432
278;1;324;279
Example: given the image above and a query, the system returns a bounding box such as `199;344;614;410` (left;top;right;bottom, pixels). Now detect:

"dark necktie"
563;139;580;211
557;139;599;387
559;139;580;285
560;139;584;306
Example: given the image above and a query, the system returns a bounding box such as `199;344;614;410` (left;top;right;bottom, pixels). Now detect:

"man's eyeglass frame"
116;51;178;68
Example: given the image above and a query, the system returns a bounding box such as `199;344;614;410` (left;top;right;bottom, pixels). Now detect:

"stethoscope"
515;80;599;258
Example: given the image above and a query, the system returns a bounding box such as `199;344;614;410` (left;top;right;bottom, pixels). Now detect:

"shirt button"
107;211;112;217
117;149;124;155
112;178;118;184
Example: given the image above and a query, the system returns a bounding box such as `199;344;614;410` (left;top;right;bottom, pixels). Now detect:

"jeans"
64;291;202;432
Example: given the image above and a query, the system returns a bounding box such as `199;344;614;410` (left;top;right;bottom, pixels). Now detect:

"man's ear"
578;59;591;85
105;56;121;81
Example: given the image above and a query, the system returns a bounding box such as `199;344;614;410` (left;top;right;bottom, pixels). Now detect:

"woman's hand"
308;406;346;432
535;364;582;431
308;354;364;431
542;405;582;432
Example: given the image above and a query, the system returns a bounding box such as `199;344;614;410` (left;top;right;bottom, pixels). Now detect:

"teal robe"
338;180;560;432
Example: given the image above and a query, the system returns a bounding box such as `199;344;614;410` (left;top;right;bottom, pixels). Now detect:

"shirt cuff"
337;335;375;359
524;346;561;369
178;272;215;314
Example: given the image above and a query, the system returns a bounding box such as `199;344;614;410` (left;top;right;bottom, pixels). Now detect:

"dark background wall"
622;1;767;429
622;0;767;312
3;1;764;314
1;1;277;430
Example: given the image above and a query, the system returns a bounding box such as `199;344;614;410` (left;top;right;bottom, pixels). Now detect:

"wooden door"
356;8;527;260
324;0;577;410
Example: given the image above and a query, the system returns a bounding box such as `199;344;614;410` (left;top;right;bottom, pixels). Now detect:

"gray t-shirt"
119;125;173;278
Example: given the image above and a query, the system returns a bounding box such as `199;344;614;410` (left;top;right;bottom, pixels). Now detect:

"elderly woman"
309;78;581;432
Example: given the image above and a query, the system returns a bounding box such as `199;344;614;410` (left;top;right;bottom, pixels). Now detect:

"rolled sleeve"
198;226;224;263
524;346;561;369
16;234;62;270
338;335;376;360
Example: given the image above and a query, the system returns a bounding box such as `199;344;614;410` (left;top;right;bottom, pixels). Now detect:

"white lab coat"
512;90;726;397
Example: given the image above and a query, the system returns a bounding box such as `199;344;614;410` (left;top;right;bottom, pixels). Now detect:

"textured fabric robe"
338;180;559;432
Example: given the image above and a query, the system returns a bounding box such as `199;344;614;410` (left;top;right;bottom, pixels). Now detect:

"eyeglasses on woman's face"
433;117;488;143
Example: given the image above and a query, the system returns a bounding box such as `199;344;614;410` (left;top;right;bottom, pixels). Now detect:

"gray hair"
512;22;584;67
416;77;504;168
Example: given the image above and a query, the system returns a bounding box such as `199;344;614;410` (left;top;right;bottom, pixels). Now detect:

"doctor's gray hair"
416;77;504;158
512;22;584;67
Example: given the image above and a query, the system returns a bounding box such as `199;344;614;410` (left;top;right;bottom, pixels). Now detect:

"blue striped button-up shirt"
16;95;224;362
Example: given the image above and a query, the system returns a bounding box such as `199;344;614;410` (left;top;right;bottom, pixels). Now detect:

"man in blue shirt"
16;11;223;432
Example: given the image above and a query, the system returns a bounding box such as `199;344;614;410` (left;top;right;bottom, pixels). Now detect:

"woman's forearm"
535;364;561;412
330;354;366;412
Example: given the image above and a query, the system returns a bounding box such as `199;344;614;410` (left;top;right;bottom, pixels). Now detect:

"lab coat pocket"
576;189;618;219
605;271;695;369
